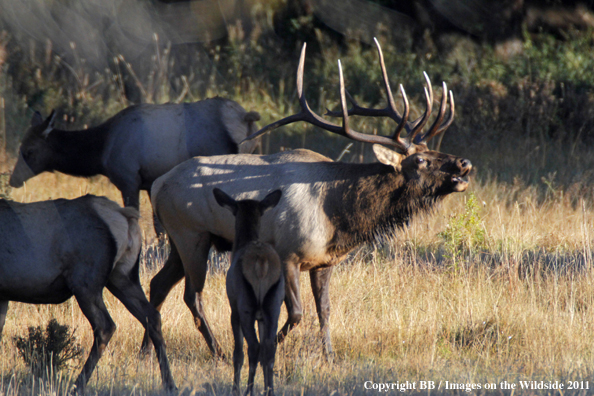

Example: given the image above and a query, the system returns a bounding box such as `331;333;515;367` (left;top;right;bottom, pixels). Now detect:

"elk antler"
245;38;455;155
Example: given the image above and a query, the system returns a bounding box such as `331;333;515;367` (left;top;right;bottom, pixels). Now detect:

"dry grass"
0;169;593;395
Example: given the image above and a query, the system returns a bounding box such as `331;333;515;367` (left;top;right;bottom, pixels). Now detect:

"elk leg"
141;243;185;354
107;274;177;392
310;266;334;359
277;260;302;343
0;300;8;339
73;293;116;393
241;316;260;396
111;174;141;209
146;183;166;236
261;280;283;395
182;236;224;358
152;213;166;236
258;318;277;396
231;309;244;395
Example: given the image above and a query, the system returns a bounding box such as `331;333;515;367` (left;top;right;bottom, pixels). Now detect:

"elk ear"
39;110;57;139
31;111;44;127
259;189;282;212
213;188;238;215
372;144;404;171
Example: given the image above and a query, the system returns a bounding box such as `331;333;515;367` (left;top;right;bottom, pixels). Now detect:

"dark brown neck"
232;206;262;252
323;162;443;256
46;125;109;177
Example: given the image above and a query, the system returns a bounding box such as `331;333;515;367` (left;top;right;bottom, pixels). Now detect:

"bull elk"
143;39;472;358
213;188;284;396
9;98;260;232
0;195;176;393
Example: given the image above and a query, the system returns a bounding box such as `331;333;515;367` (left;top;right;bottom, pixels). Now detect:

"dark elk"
9;98;260;228
0;195;176;393
144;39;472;358
214;188;284;396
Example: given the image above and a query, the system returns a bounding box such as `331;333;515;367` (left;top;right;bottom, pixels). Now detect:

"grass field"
0;166;593;395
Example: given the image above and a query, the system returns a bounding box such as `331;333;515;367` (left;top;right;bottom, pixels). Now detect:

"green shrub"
0;172;10;199
439;192;488;265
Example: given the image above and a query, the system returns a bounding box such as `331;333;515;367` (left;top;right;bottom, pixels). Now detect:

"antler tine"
436;91;455;134
324;89;358;117
244;43;347;141
338;60;351;133
414;88;455;144
243;44;313;141
336;60;410;152
374;38;401;122
390;84;410;140
245;42;412;152
418;82;448;142
324;38;407;127
407;84;433;143
408;72;434;134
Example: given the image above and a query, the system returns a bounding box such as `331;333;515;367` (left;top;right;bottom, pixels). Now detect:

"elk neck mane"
45;123;111;177
323;161;445;255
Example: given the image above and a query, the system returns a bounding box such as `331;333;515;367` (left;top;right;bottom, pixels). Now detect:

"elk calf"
0;195;175;393
213;188;283;396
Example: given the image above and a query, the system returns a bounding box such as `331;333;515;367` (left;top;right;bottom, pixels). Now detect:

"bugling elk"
142;38;472;358
213;188;284;396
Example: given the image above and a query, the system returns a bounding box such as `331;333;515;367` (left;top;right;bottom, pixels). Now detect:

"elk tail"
244;111;261;124
118;207;141;251
240;243;281;305
244;111;261;138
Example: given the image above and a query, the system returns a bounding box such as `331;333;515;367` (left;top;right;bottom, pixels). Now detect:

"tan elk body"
214;188;283;396
144;39;472;357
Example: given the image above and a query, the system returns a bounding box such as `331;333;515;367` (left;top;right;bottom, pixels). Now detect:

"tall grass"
0;177;592;395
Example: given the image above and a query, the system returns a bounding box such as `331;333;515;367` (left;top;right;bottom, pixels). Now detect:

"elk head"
9;110;57;188
245;38;470;193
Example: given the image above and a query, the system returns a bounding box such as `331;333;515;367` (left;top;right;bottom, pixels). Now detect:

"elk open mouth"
451;167;471;192
451;175;469;192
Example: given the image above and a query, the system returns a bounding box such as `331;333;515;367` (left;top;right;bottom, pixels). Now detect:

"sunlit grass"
0;174;593;395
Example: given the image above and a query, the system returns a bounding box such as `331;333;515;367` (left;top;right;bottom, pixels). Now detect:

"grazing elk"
9;98;260;222
0;195;176;393
213;188;284;396
145;39;472;358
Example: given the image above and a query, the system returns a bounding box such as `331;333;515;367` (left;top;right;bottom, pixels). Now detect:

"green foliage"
13;319;83;378
2;6;594;200
439;193;488;264
438;319;515;359
0;172;10;199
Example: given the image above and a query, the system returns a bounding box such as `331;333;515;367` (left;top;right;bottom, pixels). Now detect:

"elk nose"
458;158;472;170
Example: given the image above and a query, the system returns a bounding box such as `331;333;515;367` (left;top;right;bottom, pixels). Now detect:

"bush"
0;172;10;199
13;319;83;378
439;192;488;266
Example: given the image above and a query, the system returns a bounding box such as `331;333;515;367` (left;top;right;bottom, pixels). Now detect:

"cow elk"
145;39;472;358
0;195;176;393
213;188;283;396
9;98;260;232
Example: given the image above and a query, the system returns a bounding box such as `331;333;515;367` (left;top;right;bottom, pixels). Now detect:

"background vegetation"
1;0;594;394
